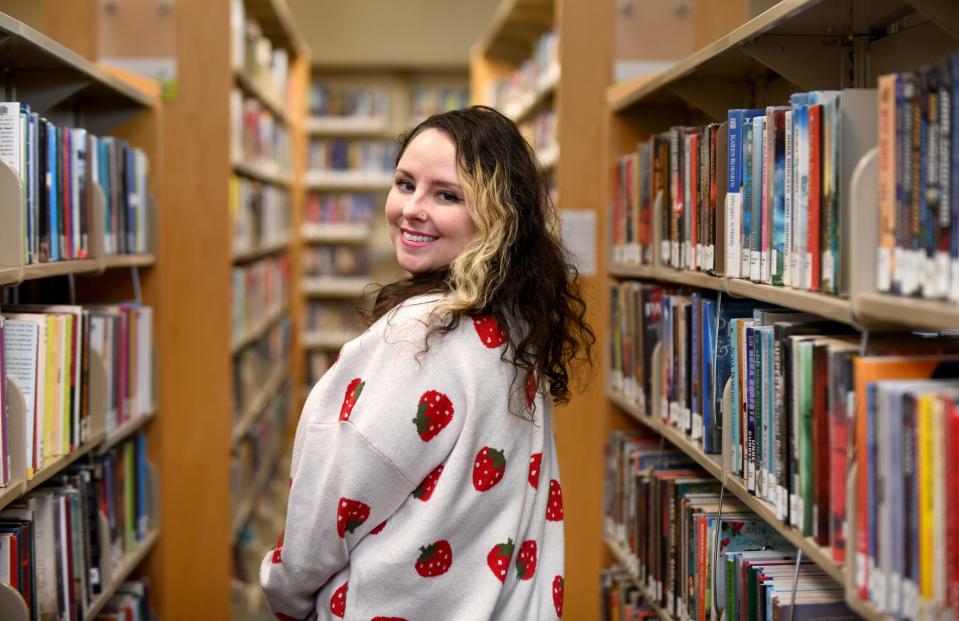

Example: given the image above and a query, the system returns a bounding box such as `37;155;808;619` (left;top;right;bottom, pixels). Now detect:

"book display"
0;10;161;620
604;2;959;620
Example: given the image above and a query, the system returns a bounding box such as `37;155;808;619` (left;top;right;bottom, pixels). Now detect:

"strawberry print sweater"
260;295;566;620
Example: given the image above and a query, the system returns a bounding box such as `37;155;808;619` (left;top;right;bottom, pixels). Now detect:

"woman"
261;106;593;620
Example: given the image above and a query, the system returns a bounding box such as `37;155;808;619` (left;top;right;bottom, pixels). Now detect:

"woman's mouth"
401;229;439;247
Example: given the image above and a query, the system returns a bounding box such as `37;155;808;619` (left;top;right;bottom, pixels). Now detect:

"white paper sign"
560;209;597;276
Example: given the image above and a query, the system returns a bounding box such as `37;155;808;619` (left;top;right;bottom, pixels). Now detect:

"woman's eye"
396;179;414;192
438;192;461;203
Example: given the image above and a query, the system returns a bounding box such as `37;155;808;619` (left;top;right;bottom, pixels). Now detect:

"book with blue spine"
46;121;58;261
711;300;757;455
771;108;787;285
790;93;809;289
727;109;766;280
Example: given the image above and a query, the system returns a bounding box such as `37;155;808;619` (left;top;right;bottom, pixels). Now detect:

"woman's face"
386;128;478;275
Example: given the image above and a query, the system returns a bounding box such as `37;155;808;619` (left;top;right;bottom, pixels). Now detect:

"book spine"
760;110;771;283
908;73;923;297
708;125;718;272
745;324;756;494
749;116;764;282
823;94;841;294
878;75;897;292
922;69;940;299
784;110;793;287
772;110;786;286
742;121;754;278
918;394;934;613
671;128;683;268
807;104;822;292
727;111;742;279
47;122;58;261
730;319;742;476
937;66;952;300
951;57;959;303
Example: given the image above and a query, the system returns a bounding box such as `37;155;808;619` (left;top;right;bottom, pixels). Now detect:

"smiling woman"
261;105;593;620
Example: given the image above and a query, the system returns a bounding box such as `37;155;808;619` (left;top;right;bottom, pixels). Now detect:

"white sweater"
260;295;566;620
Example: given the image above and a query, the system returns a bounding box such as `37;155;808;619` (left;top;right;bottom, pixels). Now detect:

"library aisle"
0;0;958;619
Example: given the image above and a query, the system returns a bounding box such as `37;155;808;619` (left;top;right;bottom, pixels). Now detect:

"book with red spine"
807;103;822;291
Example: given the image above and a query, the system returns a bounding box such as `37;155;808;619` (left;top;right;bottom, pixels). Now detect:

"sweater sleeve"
260;299;468;618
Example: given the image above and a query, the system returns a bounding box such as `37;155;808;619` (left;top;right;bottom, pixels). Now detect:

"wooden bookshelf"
0;10;163;618
604;537;672;621
602;1;959;619
231;366;289;446
232;238;292;263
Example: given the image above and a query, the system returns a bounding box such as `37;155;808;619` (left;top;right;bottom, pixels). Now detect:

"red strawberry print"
412;390;454;442
516;540;537;580
336;498;370;537
415;540;453;577
413;464;444;501
546;479;564;521
473;447;507;491
525;371;537;410
371;521;386;535
472;315;507;348
330;581;347;618
486;538;514;582
271;529;284;563
339;377;365;421
552;575;565;617
528;453;542;489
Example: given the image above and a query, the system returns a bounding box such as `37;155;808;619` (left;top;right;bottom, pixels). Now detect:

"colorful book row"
307;139;398;175
231;89;292;176
230;176;291;258
0;103;149;264
231;255;289;350
1;304;153;485
304;192;376;227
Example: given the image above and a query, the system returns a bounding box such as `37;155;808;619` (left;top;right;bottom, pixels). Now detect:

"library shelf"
300;222;372;243
854;292;959;333
845;592;888;621
604;537;672;621
83;529;160;621
0;13;151;122
608;264;658;280
306;115;391;136
304;170;393;191
608;388;847;586
655;267;726;293
608;389;722;479
99;254;156;270
607;0;823;113
725;279;856;327
231;448;278;541
242;0;308;57
301;330;358;351
475;0;555;64
233;160;293;187
99;410;158;455
300;276;369;298
231;366;288;447
0;480;25;515
232;237;292;264
231;304;288;354
505;67;560;124
0;267;21;286
234;68;290;126
23;430;109;494
22;259;101;281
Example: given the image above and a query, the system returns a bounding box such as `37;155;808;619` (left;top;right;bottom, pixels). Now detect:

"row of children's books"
304;192;376;227
231;255;290;348
600;563;657;621
231;387;289;520
610;90;873;295
609;278;959;618
518;109;557;158
0;304;153;484
230;176;291;256
0;103;150;264
604;433;855;621
488;29;559;118
302;246;370;279
231;90;292;174
307;138;399;174
230;0;291;113
308;83;391;121
410;86;469;124
877;56;959;302
305;300;364;339
233;316;290;420
0;434;152;621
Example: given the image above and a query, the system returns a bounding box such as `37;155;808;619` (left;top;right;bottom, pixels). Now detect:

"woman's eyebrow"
395;168;462;191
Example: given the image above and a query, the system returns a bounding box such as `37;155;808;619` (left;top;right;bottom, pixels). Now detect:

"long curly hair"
365;106;594;406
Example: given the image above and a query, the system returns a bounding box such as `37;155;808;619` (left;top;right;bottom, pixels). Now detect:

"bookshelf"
603;1;959;619
296;67;469;399
229;0;308;618
0;10;162;620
